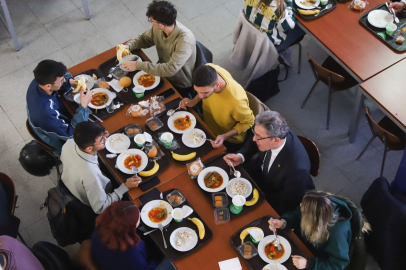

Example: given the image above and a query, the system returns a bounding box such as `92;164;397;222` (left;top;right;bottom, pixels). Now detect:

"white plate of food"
74;74;94;90
170;227;198;252
258;235;291;265
105;133;131;154
262;264;288;270
116;149;148;174
182;128;206;148
88;88;116;109
168;111;196;134
133;71;160;90
197;167;229;192
367;10;393;28
141;200;173;228
226;178;253;198
295;0;320;9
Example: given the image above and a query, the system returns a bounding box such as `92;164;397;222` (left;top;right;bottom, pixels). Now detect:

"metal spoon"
143;228;158;235
158;223;167;249
228;159;241;178
314;3;332;16
167;102;189;116
270;218;283;252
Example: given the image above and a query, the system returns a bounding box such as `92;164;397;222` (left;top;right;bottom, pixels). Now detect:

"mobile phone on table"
158;88;176;100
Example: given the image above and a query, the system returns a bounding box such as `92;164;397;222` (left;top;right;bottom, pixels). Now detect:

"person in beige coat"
121;0;196;97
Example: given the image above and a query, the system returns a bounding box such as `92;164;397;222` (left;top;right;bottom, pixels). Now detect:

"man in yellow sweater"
179;64;255;152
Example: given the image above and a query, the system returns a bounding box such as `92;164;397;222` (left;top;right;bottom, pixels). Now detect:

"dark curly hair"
146;0;177;26
95;201;141;252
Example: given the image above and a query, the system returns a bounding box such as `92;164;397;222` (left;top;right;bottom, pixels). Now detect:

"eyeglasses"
93;135;106;146
54;77;65;85
251;128;274;141
148;17;160;24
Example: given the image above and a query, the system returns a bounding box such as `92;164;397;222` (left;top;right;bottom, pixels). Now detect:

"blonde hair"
300;190;337;245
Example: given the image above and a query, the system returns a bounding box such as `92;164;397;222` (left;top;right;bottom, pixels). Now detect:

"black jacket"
238;129;315;215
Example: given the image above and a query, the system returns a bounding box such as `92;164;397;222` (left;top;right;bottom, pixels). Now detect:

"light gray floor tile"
14;175;55;229
0;110;24;153
170;0;223;20
120;0;155;28
0;67;33;112
44;9;98;47
7;2;42;35
101;15;147;47
0;42;25;78
84;0;133;31
0;23;11;46
9;26;61;65
26;49;76;74
26;0;77;25
5;0;31;9
5;104;31;141
71;0;98;8
223;0;243;19
18;228;35;247
62;33;112;65
188;5;237;43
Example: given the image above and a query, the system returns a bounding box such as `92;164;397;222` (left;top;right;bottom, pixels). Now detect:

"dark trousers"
274;26;306;52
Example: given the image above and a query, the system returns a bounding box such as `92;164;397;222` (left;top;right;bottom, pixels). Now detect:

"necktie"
262;150;272;174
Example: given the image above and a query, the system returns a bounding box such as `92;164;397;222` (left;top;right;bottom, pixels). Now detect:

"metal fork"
158;223;167;249
89;109;103;122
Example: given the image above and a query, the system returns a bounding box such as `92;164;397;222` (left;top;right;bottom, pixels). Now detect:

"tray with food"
99;124;170;184
360;4;406;52
230;215;309;270
63;69;125;120
294;0;337;20
138;188;213;261
190;154;265;220
98;51;164;103
146;109;216;164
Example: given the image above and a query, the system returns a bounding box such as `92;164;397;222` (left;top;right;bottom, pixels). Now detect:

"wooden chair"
0;173;27;245
356;107;406;177
301;53;358;130
246;92;270;116
26;119;61;175
298;135;320;177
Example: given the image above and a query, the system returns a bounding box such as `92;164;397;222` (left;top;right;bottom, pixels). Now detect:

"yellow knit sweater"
203;64;255;144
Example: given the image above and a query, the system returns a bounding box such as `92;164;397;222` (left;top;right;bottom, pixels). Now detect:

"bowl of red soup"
141;200;173;228
258;235;291;264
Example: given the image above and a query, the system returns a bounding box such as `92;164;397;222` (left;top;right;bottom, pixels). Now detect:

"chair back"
246;92;269;116
195;41;213;68
298;135;320;177
26;119;55;154
0;173;16;214
365;107;404;150
308;53;345;83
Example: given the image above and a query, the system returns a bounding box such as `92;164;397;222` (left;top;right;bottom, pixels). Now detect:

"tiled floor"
0;0;393;268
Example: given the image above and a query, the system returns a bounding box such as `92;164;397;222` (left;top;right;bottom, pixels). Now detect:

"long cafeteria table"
295;0;406;141
133;171;313;270
66;45;226;200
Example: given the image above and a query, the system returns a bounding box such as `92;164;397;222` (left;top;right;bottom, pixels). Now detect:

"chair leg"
356;135;376;160
326;87;333;130
301;80;319;109
380;136;388;177
17;231;28;246
298;43;302;74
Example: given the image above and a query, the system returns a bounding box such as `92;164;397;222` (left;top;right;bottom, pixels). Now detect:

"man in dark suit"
224;110;315;215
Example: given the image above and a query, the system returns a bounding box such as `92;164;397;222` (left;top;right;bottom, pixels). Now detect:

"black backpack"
42;179;97;247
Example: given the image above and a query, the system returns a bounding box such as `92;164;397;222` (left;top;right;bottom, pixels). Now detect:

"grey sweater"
127;21;196;88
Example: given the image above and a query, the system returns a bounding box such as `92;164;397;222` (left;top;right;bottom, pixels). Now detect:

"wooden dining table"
66;45;226;200
295;0;406;142
134;170;313;270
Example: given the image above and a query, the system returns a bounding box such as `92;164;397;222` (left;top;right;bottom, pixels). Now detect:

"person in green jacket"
270;190;352;270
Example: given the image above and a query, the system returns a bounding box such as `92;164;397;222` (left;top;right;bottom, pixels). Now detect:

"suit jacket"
238;129;315;215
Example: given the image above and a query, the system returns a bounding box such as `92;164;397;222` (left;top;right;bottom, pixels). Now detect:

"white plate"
116;149;148;174
262;264;288;270
74;74;94;90
105;133;131;154
226;178;253;198
169;227;198;252
182;128;206;148
119;55;141;71
88;88;116;109
133;71;160;90
258;235;292;265
197;167;229;192
368;10;393;28
168;112;197;134
295;0;320;9
141;200;173;228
